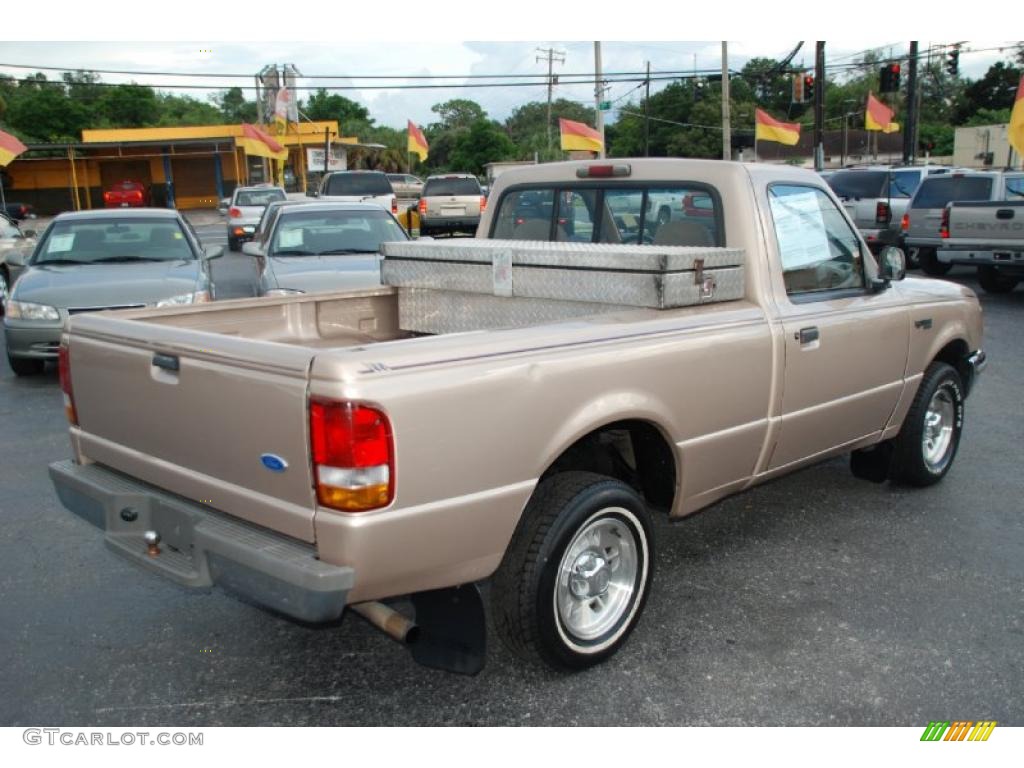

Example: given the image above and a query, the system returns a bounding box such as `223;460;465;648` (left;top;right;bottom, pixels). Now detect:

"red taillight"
309;399;394;512
103;192;113;202
875;201;891;225
391;198;398;215
940;206;950;239
132;190;143;202
59;342;77;426
480;195;487;213
418;198;427;215
229;207;242;218
901;213;909;232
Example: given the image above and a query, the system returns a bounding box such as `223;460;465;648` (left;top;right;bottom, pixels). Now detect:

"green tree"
157;94;222;126
505;98;593;161
216;87;257;123
100;84;159;127
429;99;486;132
303;89;372;131
5;80;87;141
449;118;515;175
955;61;1021;122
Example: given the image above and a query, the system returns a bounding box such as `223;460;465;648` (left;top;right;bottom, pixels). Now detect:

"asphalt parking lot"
1;253;1021;726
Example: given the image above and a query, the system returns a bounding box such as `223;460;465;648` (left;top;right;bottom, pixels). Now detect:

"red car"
103;180;151;208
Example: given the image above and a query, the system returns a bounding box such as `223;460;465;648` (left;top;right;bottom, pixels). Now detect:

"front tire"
918;248;952;276
977;265;1019;294
890;362;964;486
493;471;654;670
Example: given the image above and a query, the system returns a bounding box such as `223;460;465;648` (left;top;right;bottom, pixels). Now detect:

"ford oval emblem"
260;454;288;472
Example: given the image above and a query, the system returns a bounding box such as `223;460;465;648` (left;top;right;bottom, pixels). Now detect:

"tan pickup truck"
49;159;985;674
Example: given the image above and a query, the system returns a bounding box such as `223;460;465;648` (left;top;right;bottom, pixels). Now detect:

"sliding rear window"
491;184;722;247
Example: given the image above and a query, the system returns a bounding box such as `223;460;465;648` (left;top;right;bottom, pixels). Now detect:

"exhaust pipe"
350;601;419;644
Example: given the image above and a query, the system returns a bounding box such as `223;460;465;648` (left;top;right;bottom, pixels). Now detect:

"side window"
492;189;555;240
600;190;644;243
769;184;866;296
1006;177;1024;199
556;190;597;242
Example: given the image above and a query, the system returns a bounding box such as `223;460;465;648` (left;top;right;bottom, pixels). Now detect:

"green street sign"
599;101;611;110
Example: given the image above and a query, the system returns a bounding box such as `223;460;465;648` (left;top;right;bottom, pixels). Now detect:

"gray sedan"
242;202;409;297
3;208;220;376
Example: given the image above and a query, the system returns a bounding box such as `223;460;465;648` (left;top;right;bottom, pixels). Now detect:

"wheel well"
540;420;677;512
933;338;969;383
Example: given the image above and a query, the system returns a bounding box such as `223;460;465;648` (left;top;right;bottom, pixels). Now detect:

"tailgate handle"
152;353;180;372
996;209;1014;220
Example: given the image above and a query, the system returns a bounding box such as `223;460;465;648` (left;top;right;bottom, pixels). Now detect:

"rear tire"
228;236;240;252
918;248;952;276
8;355;45;376
977;266;1019;294
0;268;9;315
890;362;964;487
492;471;654;670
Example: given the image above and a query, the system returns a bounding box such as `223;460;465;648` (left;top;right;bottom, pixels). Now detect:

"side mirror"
241;241;263;257
203;244;224;260
22;229;36;238
878;246;907;281
4;247;28;267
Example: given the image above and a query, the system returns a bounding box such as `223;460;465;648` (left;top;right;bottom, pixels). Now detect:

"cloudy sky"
0;39;1017;133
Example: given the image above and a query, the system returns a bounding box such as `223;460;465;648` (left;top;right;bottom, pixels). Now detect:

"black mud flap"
410;584;486;676
850;442;894;483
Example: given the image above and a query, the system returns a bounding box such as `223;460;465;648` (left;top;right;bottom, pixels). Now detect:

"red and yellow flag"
408;120;428;161
1009;75;1024;157
559;118;603;152
754;108;801;146
237;123;288;161
0;129;27;167
866;92;900;134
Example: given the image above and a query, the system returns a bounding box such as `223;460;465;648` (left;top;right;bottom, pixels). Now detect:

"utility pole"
721;42;731;161
814;41;825;170
594;42;605;159
644;61;651;157
904;41;919;165
537;46;566;156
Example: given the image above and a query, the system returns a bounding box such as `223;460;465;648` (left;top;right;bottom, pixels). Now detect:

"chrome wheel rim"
922;387;955;471
555;508;642;647
0;271;8;311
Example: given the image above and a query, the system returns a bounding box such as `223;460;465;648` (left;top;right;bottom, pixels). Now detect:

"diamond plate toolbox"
381;239;745;311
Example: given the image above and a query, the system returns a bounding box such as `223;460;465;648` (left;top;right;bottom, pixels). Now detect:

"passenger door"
766;184;910;470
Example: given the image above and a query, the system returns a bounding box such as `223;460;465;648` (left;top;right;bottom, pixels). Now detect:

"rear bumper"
420;216;480;233
903;237;944;250
3;322;62;359
49;459;354;623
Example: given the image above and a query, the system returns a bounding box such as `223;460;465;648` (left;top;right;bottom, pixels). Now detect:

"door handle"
996;209;1014;220
797;327;819;344
152;353;180;372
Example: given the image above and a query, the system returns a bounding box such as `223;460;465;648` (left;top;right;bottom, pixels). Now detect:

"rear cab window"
491;182;723;246
235;189;286;207
324;174;394;197
423;178;482;197
911;176;994;208
826;171;888;200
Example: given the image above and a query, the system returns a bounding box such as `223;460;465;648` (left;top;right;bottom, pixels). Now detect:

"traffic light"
792;73;805;103
879;62;901;93
946;47;960;77
803;75;815;102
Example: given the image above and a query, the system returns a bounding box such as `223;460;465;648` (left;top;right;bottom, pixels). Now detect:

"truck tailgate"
949;200;1024;247
66;314;319;542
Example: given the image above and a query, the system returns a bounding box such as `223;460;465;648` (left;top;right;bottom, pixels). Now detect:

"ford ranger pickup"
49;159;985;674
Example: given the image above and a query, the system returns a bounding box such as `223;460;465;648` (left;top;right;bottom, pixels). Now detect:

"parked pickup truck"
315;171;398;218
902;170;1023;276
49;159;985;674
936;179;1024;293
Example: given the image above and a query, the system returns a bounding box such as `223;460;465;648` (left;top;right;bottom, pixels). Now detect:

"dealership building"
1;121;372;214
